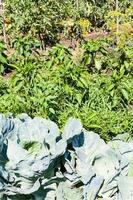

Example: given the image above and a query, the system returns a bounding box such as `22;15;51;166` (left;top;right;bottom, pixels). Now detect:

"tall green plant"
5;0;75;47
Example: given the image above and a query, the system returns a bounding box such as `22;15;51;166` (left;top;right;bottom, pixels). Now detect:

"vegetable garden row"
0;0;133;199
0;114;133;199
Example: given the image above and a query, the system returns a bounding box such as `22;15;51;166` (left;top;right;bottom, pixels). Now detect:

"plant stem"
116;0;119;45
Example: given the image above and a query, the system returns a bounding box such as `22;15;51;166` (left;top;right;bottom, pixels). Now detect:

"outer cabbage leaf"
1;114;133;200
57;180;83;200
118;176;133;200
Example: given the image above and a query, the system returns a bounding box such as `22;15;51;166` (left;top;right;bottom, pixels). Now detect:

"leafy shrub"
0;114;133;199
0;39;132;140
3;0;133;46
105;3;133;47
4;0;76;46
0;49;132;140
81;39;133;73
10;35;41;59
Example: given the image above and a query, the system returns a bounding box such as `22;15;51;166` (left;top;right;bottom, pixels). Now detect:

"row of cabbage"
0;114;133;200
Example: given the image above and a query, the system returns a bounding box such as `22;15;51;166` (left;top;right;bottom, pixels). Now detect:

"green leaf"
88;124;101;129
49;108;55;114
121;88;129;100
76;93;82;104
0;53;7;64
95;59;102;70
79;77;88;88
120;66;125;78
107;84;115;92
85;55;91;65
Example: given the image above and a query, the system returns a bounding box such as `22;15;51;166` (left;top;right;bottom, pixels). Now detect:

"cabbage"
0;114;133;200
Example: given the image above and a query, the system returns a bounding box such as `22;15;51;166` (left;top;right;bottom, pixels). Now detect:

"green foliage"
105;3;133;47
4;0;75;45
0;2;132;198
11;35;41;59
0;41;132;139
81;39;133;73
2;0;133;46
0;41;8;74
